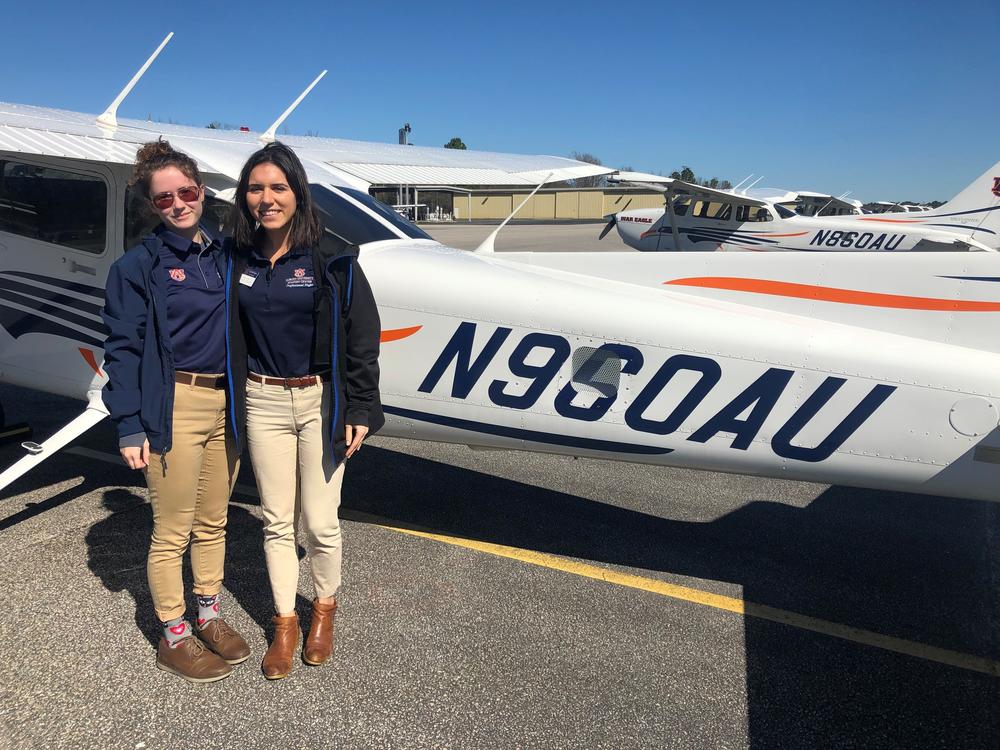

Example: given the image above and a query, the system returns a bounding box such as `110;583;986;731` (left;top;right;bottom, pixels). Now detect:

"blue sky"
2;0;998;202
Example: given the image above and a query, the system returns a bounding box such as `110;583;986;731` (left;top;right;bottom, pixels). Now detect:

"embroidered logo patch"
168;268;186;282
286;269;315;288
992;177;1000;198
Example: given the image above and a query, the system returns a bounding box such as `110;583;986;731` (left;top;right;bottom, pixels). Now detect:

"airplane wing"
620;176;770;207
0;102;610;190
663;179;769;206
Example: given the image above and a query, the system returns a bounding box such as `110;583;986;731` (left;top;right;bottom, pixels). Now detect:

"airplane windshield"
774;204;797;219
309;185;431;245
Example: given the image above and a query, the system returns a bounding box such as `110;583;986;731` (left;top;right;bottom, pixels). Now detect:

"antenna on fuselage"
96;32;174;129
732;174;754;193
260;70;328;145
474;173;555;254
744;175;764;191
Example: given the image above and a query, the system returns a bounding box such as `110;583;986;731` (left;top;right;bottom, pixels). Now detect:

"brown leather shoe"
262;613;299;680
303;598;337;666
156;637;231;683
198;618;251;664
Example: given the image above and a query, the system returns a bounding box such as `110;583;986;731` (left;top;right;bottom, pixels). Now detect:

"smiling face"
246;162;298;232
148;165;204;234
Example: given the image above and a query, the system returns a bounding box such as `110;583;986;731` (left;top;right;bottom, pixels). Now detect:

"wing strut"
474;173;554;254
665;184;683;251
97;32;174;129
0;391;108;494
260;70;328;145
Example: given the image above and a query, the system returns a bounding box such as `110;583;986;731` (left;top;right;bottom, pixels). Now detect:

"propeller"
599;214;617;240
598;198;632;240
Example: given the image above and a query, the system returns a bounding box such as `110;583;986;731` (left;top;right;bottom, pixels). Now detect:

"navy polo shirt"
156;225;227;374
238;246;318;377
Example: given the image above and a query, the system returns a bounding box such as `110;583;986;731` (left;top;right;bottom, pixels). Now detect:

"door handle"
65;258;97;276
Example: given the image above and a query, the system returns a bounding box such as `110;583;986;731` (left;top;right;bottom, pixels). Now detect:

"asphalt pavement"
1;381;999;749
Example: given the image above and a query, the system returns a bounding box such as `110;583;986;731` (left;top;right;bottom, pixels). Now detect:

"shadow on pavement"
341;445;1000;748
3;418;999;747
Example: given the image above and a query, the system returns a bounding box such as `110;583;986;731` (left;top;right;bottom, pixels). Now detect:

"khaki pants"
246;377;345;615
145;380;239;622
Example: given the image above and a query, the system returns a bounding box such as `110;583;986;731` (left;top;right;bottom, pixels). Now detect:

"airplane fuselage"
614;206;991;253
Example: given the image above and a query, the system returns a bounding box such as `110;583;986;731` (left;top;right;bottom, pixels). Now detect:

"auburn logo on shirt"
168;268;186;282
294;268;306;278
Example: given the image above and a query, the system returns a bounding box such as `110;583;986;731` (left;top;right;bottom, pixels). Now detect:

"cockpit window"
774;204;796;219
338;187;432;240
1;160;107;254
309;185;432;245
692;200;733;221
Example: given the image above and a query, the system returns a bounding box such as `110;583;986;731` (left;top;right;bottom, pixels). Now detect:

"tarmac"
2;224;1000;749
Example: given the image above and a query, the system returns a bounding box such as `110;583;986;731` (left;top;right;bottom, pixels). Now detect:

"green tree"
444;137;467;150
570;151;607;188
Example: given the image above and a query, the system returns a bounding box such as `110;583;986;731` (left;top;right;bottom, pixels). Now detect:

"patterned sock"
163;617;191;648
196;594;220;628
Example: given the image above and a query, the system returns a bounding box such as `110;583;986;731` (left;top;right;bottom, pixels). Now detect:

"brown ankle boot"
261;613;299;680
303;598;337;666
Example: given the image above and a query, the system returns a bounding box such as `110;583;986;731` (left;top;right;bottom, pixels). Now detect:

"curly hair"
130;139;202;198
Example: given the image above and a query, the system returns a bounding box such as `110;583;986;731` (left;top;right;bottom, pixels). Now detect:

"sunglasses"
151;185;201;210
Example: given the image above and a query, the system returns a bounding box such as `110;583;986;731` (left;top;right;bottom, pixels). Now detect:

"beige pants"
145;380;239;622
246;377;345;615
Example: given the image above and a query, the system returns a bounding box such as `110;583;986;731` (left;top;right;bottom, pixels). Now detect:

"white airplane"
601;170;999;252
1;34;999;506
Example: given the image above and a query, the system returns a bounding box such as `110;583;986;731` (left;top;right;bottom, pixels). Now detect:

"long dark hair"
232;142;323;250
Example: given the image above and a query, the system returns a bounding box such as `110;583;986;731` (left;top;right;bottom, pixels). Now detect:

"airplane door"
0;155;120;399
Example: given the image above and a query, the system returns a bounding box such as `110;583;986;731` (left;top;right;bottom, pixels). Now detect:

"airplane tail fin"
925;160;1000;247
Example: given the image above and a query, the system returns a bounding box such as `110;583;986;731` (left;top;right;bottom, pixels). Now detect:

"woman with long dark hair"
232;142;383;679
102;140;250;683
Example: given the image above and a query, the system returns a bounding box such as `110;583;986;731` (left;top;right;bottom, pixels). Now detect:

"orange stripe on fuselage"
79;348;104;376
857;217;926;224
381;325;422;342
663;277;1000;311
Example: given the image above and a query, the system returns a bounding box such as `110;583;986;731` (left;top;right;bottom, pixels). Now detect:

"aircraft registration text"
418;322;896;463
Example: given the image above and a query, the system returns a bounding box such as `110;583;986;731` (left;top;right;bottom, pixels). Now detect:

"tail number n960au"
418;322;896;463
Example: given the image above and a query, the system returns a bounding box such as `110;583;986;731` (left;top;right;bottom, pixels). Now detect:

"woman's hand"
120;439;150;470
345;424;369;458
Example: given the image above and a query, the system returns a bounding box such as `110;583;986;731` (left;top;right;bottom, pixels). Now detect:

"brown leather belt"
175;371;225;389
248;371;328;388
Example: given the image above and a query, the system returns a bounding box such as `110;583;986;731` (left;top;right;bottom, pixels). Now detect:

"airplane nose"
599;213;617;240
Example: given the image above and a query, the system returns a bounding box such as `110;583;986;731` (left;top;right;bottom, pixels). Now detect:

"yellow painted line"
383;525;1000;678
68;446;1000;676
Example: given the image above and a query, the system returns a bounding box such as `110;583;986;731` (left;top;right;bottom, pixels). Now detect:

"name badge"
239;271;258;287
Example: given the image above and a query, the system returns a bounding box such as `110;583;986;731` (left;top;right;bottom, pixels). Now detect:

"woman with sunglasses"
232;142;382;680
102;140;250;683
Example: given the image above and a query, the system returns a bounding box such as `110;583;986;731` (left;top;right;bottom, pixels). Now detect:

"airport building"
369;185;666;222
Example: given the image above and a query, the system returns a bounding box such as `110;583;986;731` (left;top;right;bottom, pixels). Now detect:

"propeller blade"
599;215;617;240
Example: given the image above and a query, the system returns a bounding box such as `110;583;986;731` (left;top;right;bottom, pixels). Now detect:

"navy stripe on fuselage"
0;277;104;315
0;271;105;301
926;223;997;235
0;303;103;348
383;404;672;455
937;275;1000;282
0;288;104;337
924;205;1000;219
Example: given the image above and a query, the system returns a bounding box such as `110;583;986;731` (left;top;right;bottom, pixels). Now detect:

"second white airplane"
603;164;1000;253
